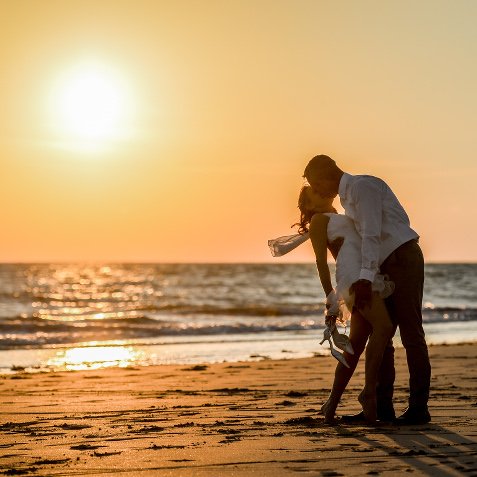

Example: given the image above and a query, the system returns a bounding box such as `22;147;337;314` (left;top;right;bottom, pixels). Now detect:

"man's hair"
303;154;338;179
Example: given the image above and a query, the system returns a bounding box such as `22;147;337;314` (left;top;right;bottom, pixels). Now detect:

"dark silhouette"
304;154;431;425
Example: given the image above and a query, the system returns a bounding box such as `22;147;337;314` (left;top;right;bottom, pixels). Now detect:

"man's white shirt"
338;173;419;282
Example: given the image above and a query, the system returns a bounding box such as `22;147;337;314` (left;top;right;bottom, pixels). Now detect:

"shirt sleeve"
350;178;384;282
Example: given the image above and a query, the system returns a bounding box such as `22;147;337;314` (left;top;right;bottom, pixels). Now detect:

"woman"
270;185;394;424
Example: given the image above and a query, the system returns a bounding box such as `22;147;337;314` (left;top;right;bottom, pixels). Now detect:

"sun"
49;60;133;153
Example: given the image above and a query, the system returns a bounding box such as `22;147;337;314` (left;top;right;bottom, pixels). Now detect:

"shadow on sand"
338;423;477;476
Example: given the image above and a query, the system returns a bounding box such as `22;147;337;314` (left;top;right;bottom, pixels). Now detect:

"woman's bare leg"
321;310;371;424
357;294;394;423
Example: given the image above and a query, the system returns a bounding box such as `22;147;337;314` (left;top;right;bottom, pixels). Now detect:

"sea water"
0;263;476;373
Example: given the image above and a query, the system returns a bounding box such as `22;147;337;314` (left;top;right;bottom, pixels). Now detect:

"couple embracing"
270;155;431;425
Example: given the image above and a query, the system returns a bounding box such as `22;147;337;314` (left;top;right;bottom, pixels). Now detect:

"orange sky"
1;0;476;263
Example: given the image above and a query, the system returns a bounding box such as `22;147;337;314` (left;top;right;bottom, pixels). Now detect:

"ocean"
0;263;476;373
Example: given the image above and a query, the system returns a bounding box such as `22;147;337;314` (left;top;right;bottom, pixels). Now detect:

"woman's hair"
293;185;336;234
293;185;315;235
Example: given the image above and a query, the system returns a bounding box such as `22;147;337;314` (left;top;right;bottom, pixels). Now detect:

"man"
304;154;431;425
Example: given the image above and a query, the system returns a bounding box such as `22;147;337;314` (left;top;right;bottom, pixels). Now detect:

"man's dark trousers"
377;239;431;411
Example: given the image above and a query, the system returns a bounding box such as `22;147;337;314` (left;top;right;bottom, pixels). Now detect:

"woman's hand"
326;289;339;316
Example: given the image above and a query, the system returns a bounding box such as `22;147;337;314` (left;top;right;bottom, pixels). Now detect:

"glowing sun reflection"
47;344;143;371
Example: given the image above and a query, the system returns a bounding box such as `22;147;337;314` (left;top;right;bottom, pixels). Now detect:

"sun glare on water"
47;344;144;371
49;60;134;153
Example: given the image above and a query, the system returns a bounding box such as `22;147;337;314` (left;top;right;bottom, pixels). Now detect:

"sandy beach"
1;343;476;476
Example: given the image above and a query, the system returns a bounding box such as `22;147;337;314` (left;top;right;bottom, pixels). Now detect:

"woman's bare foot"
320;399;329;415
358;390;377;424
321;399;338;425
324;411;337;425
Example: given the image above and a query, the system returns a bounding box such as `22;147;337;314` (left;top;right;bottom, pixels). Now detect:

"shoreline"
1;323;477;375
1;343;476;475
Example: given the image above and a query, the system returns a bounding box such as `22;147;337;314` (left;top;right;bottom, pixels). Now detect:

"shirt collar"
338;172;353;200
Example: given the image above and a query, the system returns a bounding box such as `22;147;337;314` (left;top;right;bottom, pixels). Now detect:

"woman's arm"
308;213;333;297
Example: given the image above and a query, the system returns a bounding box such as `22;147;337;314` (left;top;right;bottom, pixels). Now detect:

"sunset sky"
1;0;476;263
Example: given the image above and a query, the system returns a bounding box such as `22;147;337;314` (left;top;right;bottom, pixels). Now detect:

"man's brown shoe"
395;406;431;425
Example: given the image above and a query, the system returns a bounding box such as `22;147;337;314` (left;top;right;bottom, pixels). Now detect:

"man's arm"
351;178;384;283
349;178;384;309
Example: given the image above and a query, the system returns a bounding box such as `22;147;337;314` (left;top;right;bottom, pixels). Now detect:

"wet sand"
1;343;476;476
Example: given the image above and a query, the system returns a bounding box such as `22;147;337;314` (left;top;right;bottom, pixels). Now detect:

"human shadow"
336;422;477;476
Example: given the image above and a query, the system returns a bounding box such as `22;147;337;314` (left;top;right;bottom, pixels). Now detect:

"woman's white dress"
268;213;394;320
325;213;394;317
